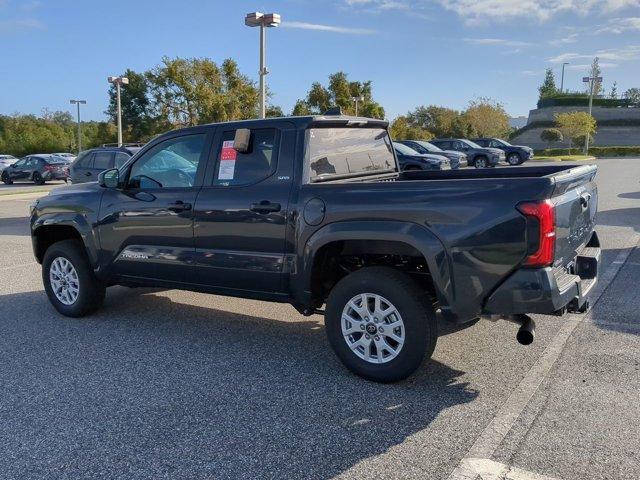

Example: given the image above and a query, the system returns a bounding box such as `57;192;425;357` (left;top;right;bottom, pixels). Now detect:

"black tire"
33;172;45;185
1;172;12;184
325;266;437;383
42;240;105;317
507;153;522;166
474;156;488;168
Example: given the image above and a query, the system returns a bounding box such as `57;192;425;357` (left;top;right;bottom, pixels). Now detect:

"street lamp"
560;62;569;93
69;99;86;154
582;74;602;154
107;76;129;146
245;12;281;119
350;95;365;116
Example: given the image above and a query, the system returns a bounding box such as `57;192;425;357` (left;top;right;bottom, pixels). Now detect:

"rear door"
89;151;113;179
98;129;212;283
192;122;295;293
71;151;95;183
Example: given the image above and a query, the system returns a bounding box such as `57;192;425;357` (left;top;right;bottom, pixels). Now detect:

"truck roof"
165;115;389;136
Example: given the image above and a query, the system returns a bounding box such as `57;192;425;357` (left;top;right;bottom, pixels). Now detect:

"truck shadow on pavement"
0;288;478;480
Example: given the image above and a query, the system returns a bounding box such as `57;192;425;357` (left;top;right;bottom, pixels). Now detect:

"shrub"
534;146;640;157
540;128;563;148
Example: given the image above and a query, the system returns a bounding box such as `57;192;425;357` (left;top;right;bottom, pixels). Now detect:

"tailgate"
550;165;598;267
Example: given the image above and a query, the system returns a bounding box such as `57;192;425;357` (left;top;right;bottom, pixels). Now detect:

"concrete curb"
530;156;596;162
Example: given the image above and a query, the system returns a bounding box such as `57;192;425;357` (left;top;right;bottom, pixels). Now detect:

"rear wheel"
33;172;45;185
325;266;437;383
474;156;487;168
42;240;105;317
1;172;12;184
507;153;521;165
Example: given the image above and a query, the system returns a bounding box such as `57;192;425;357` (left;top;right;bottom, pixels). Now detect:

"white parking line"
459;458;562;480
447;241;639;480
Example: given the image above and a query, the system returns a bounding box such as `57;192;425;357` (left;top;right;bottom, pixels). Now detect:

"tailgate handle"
580;193;591;211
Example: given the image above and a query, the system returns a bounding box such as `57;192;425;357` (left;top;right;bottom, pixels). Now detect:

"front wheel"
507;153;521;165
474;156;487;168
1;172;13;184
42;240;105;317
325;266;437;383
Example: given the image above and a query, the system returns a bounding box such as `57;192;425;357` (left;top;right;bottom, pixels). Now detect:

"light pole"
582;74;602;154
107;76;129;146
245;12;281;119
350;95;364;116
69;99;86;154
560;62;569;93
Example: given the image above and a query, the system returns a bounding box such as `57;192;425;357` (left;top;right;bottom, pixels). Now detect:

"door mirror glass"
233;128;251;153
99;168;119;188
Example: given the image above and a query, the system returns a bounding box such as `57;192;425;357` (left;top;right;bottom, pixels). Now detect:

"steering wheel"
164;168;193;187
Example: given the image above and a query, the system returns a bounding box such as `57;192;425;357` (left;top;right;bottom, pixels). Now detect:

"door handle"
250;201;281;213
85;171;92;176
167;201;192;212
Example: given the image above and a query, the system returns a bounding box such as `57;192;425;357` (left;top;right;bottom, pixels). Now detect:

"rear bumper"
483;231;600;315
43;171;68;180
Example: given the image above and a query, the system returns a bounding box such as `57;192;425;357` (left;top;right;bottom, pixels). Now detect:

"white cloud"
281;21;376;35
0;17;43;34
596;17;640;34
566;62;619;70
464;37;533;47
346;0;640;24
549;45;640;63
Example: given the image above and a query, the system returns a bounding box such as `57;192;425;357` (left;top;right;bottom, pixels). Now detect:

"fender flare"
31;213;100;268
293;220;453;310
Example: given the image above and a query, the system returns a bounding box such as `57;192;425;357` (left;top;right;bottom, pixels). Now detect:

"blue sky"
1;0;639;121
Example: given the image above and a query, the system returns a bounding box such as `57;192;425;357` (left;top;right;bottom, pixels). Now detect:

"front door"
98;129;212;284
192;123;295;293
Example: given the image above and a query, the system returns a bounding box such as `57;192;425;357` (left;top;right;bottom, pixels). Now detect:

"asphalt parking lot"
0;159;638;480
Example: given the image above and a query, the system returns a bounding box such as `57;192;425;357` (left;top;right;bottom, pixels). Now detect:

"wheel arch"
294;220;453;312
32;216;99;268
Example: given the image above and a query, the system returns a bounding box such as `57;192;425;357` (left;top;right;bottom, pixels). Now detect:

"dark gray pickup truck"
30;115;600;382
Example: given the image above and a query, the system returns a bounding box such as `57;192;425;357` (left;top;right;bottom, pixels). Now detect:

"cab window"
213;128;278;186
128;134;206;189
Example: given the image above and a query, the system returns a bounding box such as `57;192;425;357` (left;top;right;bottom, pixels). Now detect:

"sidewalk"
492;246;640;479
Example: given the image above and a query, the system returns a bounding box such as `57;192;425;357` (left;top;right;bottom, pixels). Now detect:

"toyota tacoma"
30;115;600;382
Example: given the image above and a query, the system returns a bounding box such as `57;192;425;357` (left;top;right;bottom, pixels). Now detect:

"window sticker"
219;140;237;179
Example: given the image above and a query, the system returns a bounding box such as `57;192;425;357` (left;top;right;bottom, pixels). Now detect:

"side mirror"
98;168;119;188
233;128;251;153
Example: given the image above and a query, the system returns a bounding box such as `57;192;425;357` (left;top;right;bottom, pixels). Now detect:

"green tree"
623;88;640;103
389;116;433;140
107;69;156;141
407;105;460;138
539;68;558;100
540;128;563;148
147;57;261;128
555;111;596;147
587;57;602;97
265;105;284;118
609;81;618;99
293;72;385;118
462;97;510;138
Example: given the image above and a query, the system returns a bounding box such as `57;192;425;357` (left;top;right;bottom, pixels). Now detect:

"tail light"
517;199;556;267
44;164;56;172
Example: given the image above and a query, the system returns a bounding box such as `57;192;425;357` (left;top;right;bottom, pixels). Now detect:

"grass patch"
0;188;51;196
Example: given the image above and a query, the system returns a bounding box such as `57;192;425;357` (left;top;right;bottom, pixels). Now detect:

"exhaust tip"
516;317;535;345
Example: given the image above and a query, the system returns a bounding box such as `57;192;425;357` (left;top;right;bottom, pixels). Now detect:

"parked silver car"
0;154;18;173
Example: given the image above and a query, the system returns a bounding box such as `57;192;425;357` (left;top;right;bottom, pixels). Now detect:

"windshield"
463;139;482;149
415;141;442;153
394;143;419;155
306;128;395;182
496;139;510;146
47;158;67;164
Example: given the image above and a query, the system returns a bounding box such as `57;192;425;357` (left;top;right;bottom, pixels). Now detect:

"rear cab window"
304;127;395;183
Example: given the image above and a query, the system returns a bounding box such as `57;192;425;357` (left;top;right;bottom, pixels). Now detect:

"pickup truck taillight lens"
517;199;556;268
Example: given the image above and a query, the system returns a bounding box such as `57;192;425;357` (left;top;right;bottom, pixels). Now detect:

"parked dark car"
430;138;505;168
472;138;534;166
1;154;68;185
397;140;466;169
69;144;143;184
393;142;450;171
30;115;599;383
